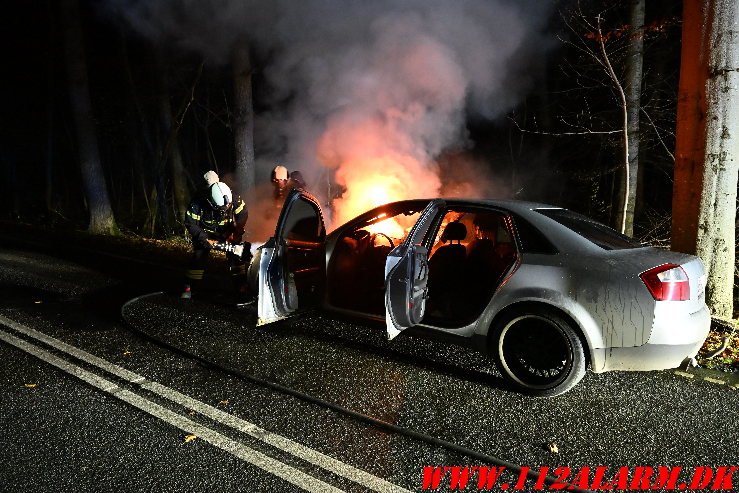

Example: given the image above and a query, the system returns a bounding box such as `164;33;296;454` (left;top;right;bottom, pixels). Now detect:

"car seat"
427;221;468;318
430;222;467;274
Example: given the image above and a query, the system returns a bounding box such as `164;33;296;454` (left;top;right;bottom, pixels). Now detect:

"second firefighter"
182;174;252;304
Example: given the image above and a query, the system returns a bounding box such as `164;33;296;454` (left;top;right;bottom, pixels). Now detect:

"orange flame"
331;155;439;238
318;115;442;236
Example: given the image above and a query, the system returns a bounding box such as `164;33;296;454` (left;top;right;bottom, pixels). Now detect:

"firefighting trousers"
184;248;251;294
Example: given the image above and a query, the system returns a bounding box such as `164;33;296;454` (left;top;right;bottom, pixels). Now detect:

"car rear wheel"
492;309;585;397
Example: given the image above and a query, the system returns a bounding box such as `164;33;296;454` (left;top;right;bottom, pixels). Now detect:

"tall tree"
672;0;738;319
519;4;650;234
615;0;645;236
60;0;118;234
232;41;256;200
160;89;189;232
155;59;202;236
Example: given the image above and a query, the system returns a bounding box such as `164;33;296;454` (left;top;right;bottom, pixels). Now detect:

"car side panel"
486;250;711;372
567;253;658;348
481;256;607;354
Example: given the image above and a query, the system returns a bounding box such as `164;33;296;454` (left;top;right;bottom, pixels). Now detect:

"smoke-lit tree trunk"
615;0;645;237
166;120;189;231
45;3;55;219
45;64;55;218
232;41;256;199
672;0;738;319
155;59;202;236
61;0;118;235
5;157;19;219
119;29;155;224
153;59;172;237
157;65;189;232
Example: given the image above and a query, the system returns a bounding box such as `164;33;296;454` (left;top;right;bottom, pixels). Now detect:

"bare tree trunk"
157;61;202;236
45;67;55;218
672;0;738;319
156;62;189;231
615;0;645;237
60;0;118;235
45;3;55;219
5;156;19;219
169;130;189;232
232;41;256;200
119;30;156;230
597;16;630;234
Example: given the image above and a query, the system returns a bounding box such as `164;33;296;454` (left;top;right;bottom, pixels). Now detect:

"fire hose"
704;336;731;359
121;291;588;493
212;241;251;261
704;319;737;360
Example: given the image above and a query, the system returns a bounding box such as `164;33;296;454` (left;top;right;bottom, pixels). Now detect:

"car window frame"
535;208;643;250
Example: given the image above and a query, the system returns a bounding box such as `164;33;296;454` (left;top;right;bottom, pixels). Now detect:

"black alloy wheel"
493;309;585;397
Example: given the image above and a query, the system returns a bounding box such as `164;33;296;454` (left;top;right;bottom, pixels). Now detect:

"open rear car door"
257;188;326;325
384;199;446;340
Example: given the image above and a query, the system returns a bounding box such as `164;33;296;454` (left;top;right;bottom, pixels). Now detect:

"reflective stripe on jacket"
185;194;248;250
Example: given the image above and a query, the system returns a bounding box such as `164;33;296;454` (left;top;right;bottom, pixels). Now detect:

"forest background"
0;0;736;319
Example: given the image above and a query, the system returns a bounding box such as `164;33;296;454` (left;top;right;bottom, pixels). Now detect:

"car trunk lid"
614;248;707;313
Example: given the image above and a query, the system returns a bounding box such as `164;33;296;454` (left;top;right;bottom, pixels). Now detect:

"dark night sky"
0;1;683;234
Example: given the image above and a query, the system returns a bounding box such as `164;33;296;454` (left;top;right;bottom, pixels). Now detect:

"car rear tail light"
640;264;690;301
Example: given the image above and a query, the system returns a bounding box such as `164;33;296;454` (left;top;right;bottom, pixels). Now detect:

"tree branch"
640;107;675;162
508;116;621;137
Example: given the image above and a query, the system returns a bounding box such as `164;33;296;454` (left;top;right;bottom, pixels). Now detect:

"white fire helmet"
273;165;288;181
209;182;232;208
203;170;219;186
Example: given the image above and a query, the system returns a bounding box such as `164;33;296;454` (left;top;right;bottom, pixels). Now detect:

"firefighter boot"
183;266;205;300
180;284;192;300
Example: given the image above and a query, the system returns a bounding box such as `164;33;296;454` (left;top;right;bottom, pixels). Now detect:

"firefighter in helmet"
271;165;307;205
181;171;251;304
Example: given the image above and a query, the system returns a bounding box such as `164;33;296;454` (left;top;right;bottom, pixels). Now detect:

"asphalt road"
1;241;737;492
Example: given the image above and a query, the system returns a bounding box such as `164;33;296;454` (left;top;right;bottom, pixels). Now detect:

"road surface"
1;241;737;492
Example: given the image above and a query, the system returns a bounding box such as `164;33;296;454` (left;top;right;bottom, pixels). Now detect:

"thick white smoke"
104;0;551;227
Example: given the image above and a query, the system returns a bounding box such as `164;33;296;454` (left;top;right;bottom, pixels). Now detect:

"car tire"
491;308;585;397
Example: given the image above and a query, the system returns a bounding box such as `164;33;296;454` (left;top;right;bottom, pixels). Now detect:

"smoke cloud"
104;0;552;230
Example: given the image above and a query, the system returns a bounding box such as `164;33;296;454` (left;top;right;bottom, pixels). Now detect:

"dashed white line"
0;329;344;493
0;315;412;493
673;370;694;378
703;376;726;385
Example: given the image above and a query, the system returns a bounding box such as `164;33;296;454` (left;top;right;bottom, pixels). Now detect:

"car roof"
368;198;622;254
439;198;563;214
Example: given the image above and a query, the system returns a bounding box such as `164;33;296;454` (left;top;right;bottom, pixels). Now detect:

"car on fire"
250;188;710;396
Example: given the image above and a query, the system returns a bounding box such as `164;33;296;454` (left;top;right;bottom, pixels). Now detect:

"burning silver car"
252;189;710;396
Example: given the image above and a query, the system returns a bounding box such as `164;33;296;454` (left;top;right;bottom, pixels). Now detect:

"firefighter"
271;165;307;205
181;172;252;304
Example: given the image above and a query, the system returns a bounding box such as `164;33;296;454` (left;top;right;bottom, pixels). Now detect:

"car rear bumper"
592;304;710;372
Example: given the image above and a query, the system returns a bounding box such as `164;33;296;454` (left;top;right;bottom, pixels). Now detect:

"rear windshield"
536;209;643;250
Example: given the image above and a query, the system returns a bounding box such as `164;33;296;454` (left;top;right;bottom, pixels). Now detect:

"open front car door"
384;199;446;340
257;188;326;325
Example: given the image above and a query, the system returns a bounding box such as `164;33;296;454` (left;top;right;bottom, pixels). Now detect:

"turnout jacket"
185;193;248;250
273;171;307;202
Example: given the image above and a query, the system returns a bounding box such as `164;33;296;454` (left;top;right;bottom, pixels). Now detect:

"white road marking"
703;377;725;385
0;315;412;493
0;329;344;493
673;370;694;378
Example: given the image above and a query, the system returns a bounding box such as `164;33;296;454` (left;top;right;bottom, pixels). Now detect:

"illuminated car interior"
424;209;517;326
327;205;517;327
327;206;422;313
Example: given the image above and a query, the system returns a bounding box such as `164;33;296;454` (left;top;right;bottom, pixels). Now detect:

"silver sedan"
253;189;710;396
